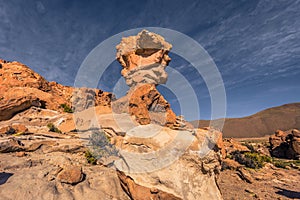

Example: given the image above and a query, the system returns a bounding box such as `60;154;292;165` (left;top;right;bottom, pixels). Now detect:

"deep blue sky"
0;0;299;120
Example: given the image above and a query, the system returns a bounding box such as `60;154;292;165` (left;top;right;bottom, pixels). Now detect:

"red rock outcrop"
0;59;113;121
127;84;177;126
223;138;250;155
114;30;182;128
269;129;300;159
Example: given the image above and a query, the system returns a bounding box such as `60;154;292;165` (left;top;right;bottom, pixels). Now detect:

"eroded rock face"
115;30;182;128
269;129;300;159
0;138;24;153
127;84;177;126
113;128;223;200
116;30;171;87
0;59;113;121
71;88;114;112
118;171;181;200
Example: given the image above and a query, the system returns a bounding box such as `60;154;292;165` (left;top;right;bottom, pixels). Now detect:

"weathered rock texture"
116;30;171;87
118;171;181;200
57;166;83;185
128;84;177;126
112;127;223;200
114;30;183;128
0;59;112;121
269;129;300;159
0;104;224;200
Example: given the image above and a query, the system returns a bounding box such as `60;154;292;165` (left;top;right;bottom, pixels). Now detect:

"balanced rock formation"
269;129;300;159
114;30;182;128
0;31;224;199
0;59;112;121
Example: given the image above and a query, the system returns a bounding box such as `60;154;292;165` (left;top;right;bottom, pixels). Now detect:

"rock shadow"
275;186;300;199
0;172;13;185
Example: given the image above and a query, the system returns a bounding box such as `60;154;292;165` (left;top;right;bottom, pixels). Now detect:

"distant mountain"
191;103;300;138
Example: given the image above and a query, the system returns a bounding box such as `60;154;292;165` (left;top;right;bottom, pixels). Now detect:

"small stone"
237;168;254;184
15;151;26;157
245;188;254;194
57;166;83;185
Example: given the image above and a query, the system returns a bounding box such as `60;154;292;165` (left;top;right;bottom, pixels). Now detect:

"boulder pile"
269;129;300;159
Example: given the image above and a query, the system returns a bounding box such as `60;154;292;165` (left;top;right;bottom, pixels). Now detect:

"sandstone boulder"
113;128;223;200
292;129;300;157
269;129;300;159
57;166;83;185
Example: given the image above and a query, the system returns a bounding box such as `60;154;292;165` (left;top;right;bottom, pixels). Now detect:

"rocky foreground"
219;130;300;200
0;108;223;199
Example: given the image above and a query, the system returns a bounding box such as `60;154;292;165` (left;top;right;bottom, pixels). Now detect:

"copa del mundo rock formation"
113;30;183;129
0;30;224;200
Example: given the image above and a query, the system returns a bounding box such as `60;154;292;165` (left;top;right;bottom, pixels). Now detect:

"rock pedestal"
114;30;182;128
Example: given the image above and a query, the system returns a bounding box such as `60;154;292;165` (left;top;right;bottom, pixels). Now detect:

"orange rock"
116;30;172;80
57;166;83;185
292;129;300;138
215;131;226;158
223;138;250;155
0;124;28;135
0;138;24;153
0;59;113;121
15;151;26;157
269;129;300;159
12;124;28;133
127;84;177;127
115;30;183;128
275;130;286;137
222;158;241;170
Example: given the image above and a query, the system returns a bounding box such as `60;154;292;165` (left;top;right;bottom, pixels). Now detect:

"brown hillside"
191;103;300;138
